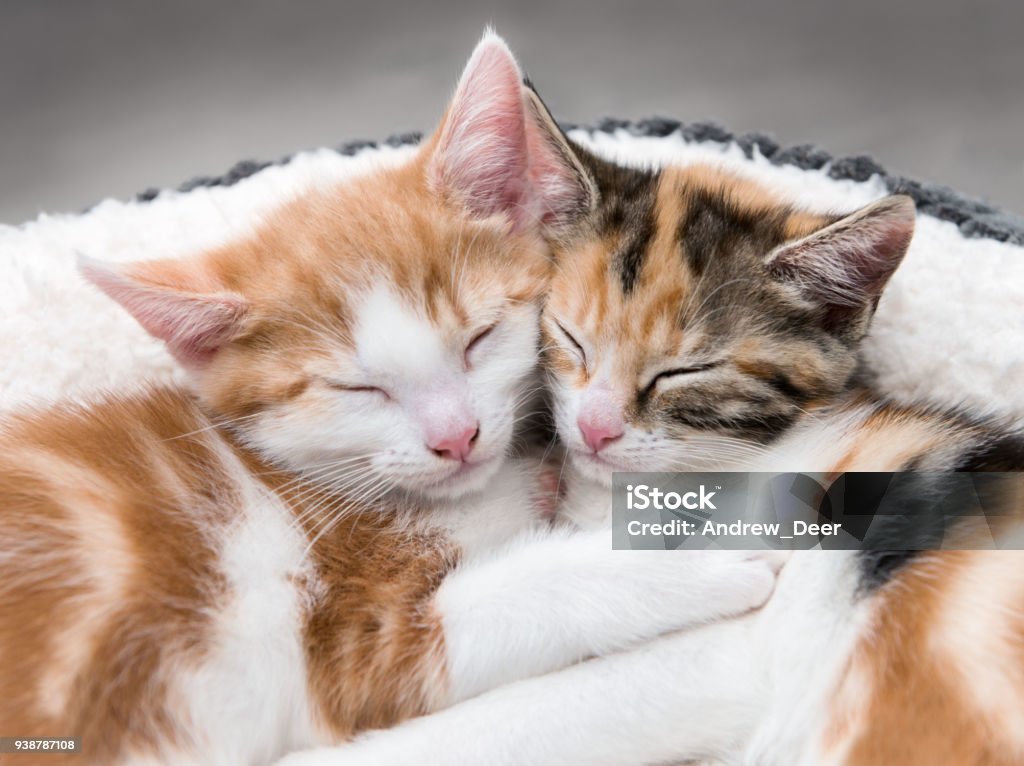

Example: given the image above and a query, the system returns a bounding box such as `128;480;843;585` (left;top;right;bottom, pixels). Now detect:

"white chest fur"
418;457;549;560
157;466;322;765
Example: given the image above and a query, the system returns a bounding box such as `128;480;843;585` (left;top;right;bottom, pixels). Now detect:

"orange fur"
0;391;241;761
181;157;549;423
0;389;468;760
0;110;553;763
823;551;1024;765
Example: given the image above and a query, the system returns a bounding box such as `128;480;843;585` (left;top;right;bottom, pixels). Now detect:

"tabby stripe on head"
615;205;657;295
677;186;793;279
571;144;661;294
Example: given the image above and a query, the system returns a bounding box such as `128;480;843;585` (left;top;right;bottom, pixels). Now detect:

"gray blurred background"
2;0;1022;225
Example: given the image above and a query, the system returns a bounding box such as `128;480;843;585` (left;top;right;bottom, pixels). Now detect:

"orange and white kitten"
0;35;780;765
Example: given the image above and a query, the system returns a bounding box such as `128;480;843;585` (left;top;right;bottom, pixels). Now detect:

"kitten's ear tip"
474;27;515;57
462;28;521;81
76;252;126;291
893;195;917;230
75;251;105;275
874;194;917;224
864;194;917;253
890;193;917;212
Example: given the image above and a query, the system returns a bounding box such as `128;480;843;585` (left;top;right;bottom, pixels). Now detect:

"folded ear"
78;254;248;369
766;195;916;334
429;30;593;233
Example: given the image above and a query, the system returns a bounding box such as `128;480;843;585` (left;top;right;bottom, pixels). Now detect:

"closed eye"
324;381;391;399
643;363;719;396
554;320;587;366
465;323;497;366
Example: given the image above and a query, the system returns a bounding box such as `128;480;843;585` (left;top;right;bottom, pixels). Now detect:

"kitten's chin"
415;454;504;501
569;450;616;488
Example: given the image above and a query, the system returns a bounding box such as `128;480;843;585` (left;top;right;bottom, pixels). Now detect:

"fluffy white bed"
2;121;1022;421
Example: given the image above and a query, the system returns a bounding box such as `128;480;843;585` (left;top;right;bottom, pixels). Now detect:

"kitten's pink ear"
767;195;916;333
430;31;593;232
78;254;248;369
521;82;596;231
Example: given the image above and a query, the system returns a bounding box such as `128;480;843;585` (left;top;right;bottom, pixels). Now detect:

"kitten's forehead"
553;163;828;343
581;157;662;296
238;167;550;331
353;283;455;380
550;167;694;368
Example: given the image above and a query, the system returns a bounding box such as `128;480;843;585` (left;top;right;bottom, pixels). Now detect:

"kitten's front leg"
276;616;763;766
434;527;783;703
430;467;786;704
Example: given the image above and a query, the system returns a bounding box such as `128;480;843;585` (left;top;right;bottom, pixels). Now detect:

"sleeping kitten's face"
206;183;550;500
83;35;591;501
542;157;915;486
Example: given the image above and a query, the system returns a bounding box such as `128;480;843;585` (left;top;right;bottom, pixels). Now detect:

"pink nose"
428;423;480;462
577;415;624;453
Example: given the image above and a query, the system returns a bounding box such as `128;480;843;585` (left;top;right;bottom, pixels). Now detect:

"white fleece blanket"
2;126;1023;420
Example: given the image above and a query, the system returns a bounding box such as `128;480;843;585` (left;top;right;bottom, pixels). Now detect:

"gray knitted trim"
137;118;1024;246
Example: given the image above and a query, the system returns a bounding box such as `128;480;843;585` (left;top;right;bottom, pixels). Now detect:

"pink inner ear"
431;33;592;232
524;120;575;225
769;196;916;311
432;34;531;223
522;88;591;229
78;255;247;368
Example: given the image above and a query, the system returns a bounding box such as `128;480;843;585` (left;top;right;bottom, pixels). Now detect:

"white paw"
634;547;786;629
690;548;785;617
745;546;793;573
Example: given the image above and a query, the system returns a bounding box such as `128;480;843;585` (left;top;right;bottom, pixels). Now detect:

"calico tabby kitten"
296;87;1024;766
0;36;781;766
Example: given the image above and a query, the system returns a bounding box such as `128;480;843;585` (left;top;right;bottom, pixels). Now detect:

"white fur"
274;549;861;766
71;434;327;765
166;448;323;765
276;619;767;766
243;280;542;501
399;449;782;708
435;527;779;704
72;424;777;765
